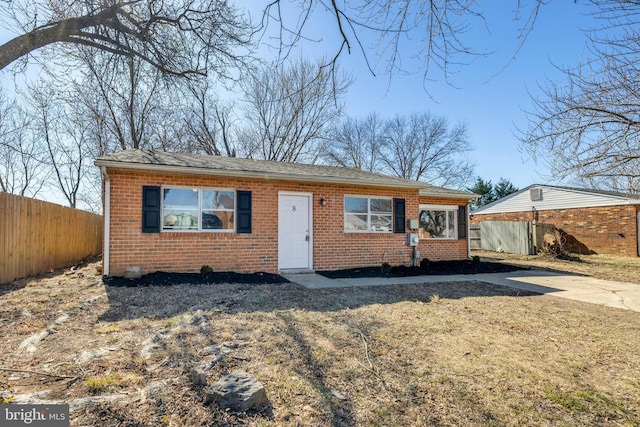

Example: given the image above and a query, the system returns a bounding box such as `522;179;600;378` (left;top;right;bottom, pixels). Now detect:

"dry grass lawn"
0;259;639;426
473;249;640;285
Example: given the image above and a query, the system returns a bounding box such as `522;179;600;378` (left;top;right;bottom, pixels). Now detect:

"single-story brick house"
470;184;640;256
95;150;476;276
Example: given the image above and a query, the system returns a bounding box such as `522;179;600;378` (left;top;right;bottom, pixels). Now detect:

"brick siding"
470;205;640;256
105;168;470;276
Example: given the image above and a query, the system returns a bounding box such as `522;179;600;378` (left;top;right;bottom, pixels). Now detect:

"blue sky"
305;2;597;190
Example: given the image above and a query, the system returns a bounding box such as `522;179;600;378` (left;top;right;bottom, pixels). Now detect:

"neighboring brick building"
95;150;475;276
470;185;640;257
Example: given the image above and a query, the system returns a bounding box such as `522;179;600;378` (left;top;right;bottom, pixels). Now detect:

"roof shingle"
95;150;475;198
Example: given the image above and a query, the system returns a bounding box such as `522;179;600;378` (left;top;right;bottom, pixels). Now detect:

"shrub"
419;258;430;269
472;255;480;263
200;265;213;276
380;262;392;274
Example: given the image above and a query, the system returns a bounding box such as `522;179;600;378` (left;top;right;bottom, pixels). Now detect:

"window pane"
345;197;367;213
202;210;234;230
202;190;235;210
419;209;456;238
163;188;198;230
345;214;368;231
163;188;198;207
447;210;456;238
371;214;392;231
163;209;198;230
370;198;392;213
420;210;446;238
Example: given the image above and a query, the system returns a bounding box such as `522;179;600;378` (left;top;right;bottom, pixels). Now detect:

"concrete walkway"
281;270;640;312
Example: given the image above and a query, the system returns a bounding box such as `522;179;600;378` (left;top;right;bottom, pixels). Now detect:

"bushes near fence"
0;192;103;284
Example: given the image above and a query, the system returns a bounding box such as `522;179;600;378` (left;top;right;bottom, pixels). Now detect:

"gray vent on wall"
530;188;543;201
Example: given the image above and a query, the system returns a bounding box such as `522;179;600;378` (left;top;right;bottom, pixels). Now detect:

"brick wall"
470;205;639;256
105;168;470;275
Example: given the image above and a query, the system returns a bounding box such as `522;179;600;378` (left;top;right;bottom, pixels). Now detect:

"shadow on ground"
99;278;539;322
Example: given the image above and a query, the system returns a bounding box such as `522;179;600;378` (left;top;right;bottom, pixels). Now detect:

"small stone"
189;368;207;386
123;267;142;279
205;370;268;412
330;388;347;400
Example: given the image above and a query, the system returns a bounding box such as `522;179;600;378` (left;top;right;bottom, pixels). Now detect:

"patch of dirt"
1;260;639;426
318;260;526;279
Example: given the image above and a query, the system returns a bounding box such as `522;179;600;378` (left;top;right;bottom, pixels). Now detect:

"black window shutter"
142;186;161;233
237;190;252;233
458;205;467;240
393;198;406;234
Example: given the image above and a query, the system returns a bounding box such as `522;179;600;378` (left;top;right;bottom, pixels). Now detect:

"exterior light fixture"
319;198;327;206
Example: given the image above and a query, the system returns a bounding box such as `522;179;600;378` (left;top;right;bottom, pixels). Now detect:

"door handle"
305;235;309;241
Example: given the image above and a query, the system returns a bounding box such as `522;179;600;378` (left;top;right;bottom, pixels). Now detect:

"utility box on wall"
408;219;419;230
408;233;419;247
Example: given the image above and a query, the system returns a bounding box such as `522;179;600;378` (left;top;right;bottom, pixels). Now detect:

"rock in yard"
188;368;207;386
123;266;142;279
205;370;268;412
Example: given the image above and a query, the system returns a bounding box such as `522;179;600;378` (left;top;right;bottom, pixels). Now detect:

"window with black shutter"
458;205;467;240
393;198;406;234
142;186;161;233
236;190;252;233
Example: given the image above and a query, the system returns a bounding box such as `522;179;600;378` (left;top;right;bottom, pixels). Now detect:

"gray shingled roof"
95;150;475;198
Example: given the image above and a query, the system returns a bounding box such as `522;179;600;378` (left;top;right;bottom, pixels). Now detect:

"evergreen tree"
494;178;519;199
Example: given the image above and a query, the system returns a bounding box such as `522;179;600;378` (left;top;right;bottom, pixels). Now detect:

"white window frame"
418;204;458;240
344;195;393;233
161;186;236;233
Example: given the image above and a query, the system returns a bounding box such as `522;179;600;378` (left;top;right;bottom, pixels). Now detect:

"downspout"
101;166;110;276
467;202;472;259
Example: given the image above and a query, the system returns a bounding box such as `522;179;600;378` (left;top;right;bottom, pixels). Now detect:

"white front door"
278;193;312;270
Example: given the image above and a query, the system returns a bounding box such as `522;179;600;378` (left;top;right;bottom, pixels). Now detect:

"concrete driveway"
282;270;640;312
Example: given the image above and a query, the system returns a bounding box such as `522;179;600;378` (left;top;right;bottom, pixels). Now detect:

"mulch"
103;271;289;287
103;260;527;286
318;260;527;279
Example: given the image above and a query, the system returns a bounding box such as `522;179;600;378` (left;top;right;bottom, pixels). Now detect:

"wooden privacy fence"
471;220;556;255
0;192;103;284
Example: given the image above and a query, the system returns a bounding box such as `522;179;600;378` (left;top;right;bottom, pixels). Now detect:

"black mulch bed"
318;260;527;279
104;271;289;287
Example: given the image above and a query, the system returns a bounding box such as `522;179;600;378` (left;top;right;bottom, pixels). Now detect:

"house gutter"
467;202;472;260
100;166;110;276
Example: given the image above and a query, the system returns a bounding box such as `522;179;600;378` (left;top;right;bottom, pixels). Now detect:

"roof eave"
94;159;428;190
420;191;479;200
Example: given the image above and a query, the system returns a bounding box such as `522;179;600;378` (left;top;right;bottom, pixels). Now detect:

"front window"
419;205;457;239
345;196;392;232
163;187;235;231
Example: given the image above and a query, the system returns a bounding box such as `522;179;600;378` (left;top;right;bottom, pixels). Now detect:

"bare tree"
379;112;474;187
74;49;177;152
0;0;252;76
521;1;640;193
324;113;383;172
0;91;47;196
238;57;352;163
29;84;92;208
182;80;237;156
257;1;547;85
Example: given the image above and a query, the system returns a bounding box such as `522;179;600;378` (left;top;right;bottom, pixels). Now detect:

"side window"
418;205;458;239
162;187;236;232
345;196;393;232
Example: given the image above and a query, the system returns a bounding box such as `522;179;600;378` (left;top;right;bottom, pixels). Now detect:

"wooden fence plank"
0;193;103;284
